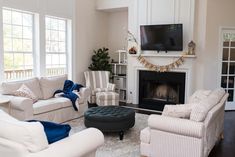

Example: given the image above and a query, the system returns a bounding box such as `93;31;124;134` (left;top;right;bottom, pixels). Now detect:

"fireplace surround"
139;70;186;111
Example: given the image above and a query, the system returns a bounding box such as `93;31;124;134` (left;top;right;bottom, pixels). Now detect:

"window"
45;16;67;76
0;7;72;82
3;8;34;80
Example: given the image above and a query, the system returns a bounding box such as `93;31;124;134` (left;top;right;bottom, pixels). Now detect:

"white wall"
136;0;195;54
96;0;130;10
194;0;235;90
107;10;128;62
1;0;74;18
74;0;108;84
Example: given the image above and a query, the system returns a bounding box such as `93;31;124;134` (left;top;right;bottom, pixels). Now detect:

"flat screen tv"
140;24;183;51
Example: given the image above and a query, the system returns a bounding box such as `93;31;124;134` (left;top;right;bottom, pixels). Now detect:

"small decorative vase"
188;41;196;55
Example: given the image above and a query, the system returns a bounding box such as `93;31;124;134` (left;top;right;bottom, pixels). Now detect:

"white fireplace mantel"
127;55;196;104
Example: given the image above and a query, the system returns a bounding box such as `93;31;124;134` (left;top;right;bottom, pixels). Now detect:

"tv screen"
140;24;183;51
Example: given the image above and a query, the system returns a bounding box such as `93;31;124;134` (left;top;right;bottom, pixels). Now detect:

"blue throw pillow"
28;120;71;144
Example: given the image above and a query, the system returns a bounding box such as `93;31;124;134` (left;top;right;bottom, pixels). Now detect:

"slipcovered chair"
84;71;116;104
0;109;104;157
140;88;229;157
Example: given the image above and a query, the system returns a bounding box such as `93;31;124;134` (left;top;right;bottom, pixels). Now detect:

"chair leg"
220;132;224;140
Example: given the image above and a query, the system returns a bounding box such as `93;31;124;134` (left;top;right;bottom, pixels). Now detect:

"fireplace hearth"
139;71;185;111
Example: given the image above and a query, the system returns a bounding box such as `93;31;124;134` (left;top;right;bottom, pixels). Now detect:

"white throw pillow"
162;104;194;119
1;77;43;99
40;74;67;99
13;84;38;103
0;110;49;153
187;89;212;104
190;88;225;122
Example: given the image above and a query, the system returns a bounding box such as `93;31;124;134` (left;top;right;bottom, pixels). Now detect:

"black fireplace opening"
139;70;186;111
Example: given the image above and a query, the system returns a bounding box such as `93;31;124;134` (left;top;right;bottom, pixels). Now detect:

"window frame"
2;7;36;81
45;15;68;77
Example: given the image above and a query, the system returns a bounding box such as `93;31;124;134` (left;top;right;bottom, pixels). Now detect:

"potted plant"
88;47;112;72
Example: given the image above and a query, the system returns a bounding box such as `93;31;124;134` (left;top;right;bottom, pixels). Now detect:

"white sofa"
0;109;104;157
0;75;90;123
140;88;229;157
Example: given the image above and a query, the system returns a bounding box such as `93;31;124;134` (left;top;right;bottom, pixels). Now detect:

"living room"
0;0;234;157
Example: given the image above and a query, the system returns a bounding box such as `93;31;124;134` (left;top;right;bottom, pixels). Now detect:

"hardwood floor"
209;111;235;157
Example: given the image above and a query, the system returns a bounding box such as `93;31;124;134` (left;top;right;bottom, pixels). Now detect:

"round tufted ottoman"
84;106;135;140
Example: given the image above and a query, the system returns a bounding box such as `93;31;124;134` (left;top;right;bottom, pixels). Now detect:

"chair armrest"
0;137;29;157
30;128;104;157
148;115;204;138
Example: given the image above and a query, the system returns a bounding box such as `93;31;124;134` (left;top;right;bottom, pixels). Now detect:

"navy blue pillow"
28;120;71;144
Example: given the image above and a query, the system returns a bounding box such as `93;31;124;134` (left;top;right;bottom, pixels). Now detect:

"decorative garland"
137;55;185;72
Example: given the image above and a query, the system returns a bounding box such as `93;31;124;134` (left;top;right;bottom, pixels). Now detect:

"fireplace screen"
139;70;185;111
144;83;180;103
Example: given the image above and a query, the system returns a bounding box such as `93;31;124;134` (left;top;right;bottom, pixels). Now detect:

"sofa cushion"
0;110;48;153
13;84;38;103
1;77;43;99
33;97;72;115
91;88;110;95
190;88;225;122
162;104;194;119
40;75;67;99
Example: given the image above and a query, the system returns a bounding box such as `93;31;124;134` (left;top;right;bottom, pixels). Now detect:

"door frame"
218;27;235;110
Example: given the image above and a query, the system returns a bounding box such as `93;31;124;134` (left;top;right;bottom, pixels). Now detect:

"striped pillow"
162;104;194;119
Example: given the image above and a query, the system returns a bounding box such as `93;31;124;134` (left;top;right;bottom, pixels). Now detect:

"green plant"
88;47;112;71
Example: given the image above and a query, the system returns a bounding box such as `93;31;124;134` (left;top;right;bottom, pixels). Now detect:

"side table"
0;98;11;114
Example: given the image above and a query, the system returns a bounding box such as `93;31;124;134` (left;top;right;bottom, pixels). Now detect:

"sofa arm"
3;95;34;120
30;128;104;157
9;96;33;111
79;87;91;100
148;115;204;138
0;137;29;157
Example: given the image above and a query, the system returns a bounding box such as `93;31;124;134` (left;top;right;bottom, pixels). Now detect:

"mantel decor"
127;30;187;72
137;54;186;72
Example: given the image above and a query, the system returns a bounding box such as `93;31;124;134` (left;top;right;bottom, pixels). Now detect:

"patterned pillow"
13;84;38;103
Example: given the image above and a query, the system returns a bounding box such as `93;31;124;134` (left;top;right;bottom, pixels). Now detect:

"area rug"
68;113;149;157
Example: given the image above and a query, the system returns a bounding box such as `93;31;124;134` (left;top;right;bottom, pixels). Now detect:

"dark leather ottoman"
84;106;135;140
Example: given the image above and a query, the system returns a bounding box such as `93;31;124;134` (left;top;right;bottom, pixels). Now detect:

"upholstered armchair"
0;110;104;157
140;89;228;157
84;71;115;104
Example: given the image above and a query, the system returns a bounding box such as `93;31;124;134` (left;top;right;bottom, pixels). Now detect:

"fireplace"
139;70;186;111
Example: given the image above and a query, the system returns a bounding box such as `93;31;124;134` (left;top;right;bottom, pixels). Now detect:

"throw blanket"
28;120;71;144
54;80;83;111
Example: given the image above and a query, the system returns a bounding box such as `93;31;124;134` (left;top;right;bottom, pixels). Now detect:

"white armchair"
140;89;228;157
84;71;115;104
0;110;104;157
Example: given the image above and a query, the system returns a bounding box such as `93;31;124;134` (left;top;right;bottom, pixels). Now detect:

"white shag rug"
68;113;149;157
